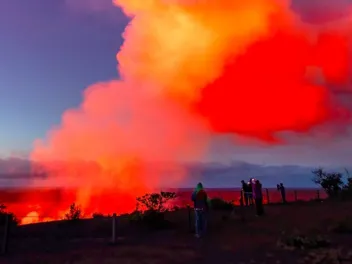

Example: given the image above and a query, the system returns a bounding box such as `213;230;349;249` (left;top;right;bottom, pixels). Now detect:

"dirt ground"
1;200;352;264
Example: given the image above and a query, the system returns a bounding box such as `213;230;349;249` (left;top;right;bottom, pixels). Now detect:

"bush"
128;209;169;229
136;191;177;212
92;212;105;219
312;168;343;197
0;203;19;226
130;192;177;229
210;198;234;211
128;210;143;223
312;168;352;199
65;203;82;221
142;210;166;228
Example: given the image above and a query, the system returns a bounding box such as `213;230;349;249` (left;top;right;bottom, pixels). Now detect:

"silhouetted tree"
136;191;176;212
65;203;82;221
130;192;177;229
0;203;19;225
312;168;343;197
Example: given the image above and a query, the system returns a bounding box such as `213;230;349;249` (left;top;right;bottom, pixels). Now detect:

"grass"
2;200;352;264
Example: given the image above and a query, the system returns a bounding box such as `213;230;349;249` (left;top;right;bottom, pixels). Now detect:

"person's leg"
199;211;203;234
195;210;200;237
245;194;249;206
196;210;207;237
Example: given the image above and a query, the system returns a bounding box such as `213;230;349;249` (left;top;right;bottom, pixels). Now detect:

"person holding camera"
241;180;252;206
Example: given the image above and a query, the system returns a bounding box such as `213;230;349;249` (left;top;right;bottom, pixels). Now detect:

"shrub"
128;210;143;223
142;209;166;227
0;203;19;226
130;192;177;229
136;191;177;212
210;198;234;211
312;168;344;197
65;203;82;221
92;212;105;219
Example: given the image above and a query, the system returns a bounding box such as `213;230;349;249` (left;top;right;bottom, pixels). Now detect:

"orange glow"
23;0;351;222
21;211;39;225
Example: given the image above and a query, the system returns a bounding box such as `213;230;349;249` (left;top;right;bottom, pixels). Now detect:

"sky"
0;0;352;182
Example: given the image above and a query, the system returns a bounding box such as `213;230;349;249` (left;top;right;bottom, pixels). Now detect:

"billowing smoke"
115;0;351;140
27;0;351;219
30;81;210;216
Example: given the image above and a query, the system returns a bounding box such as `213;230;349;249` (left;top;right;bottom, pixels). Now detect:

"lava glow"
15;0;351;223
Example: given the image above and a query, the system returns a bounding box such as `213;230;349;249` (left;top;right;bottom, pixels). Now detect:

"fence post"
1;214;10;255
316;190;320;200
294;190;298;202
265;188;270;204
111;213;116;244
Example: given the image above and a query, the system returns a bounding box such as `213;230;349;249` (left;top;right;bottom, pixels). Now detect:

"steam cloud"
28;0;351;217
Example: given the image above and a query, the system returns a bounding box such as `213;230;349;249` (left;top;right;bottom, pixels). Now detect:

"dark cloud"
0;158;45;181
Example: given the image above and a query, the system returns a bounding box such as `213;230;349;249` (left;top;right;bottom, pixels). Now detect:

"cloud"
0;158;348;188
182;161;352;188
0;158;31;175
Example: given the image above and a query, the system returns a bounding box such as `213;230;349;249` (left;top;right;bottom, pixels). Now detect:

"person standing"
247;179;254;205
277;183;287;204
191;182;209;238
252;179;264;216
241;180;250;206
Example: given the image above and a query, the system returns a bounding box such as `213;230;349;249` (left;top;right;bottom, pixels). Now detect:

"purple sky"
0;0;351;171
0;0;127;155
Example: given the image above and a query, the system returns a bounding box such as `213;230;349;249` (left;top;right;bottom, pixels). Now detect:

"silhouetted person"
247;179;254;205
241;180;250;206
277;183;287;204
191;182;209;238
252;179;264;216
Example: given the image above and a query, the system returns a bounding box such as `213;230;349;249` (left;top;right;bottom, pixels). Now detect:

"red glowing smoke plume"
25;0;351;221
